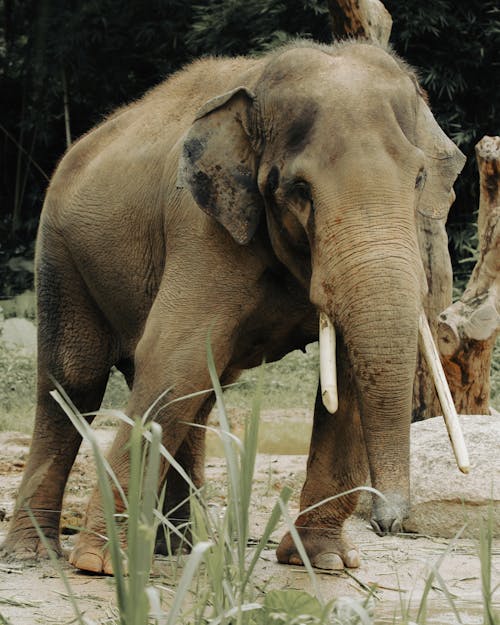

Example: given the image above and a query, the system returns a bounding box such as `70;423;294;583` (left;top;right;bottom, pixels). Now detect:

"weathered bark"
418;313;470;473
438;136;500;414
413;215;453;420
327;0;392;46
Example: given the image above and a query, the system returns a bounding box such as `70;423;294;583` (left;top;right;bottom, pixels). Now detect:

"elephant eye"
415;168;427;190
293;180;313;204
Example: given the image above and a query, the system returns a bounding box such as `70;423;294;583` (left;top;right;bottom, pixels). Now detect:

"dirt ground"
0;423;498;625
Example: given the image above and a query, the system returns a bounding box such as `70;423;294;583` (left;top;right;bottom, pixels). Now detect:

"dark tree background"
1;0;498;296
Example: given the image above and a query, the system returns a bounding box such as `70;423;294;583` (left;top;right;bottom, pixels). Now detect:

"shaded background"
1;0;499;296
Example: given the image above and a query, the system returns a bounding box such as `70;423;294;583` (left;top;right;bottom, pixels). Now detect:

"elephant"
2;39;465;574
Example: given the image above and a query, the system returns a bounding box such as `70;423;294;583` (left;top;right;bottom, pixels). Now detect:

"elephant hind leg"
1;252;115;561
115;356;135;390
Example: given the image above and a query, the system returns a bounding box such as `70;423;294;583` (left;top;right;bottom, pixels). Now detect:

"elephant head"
178;42;465;532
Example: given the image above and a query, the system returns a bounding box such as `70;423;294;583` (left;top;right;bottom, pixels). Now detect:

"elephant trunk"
312;213;422;532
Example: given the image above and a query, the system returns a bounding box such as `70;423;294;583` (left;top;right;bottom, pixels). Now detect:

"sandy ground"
0;426;498;625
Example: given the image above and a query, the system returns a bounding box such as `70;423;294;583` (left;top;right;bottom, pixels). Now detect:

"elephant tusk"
319;312;338;414
418;312;470;474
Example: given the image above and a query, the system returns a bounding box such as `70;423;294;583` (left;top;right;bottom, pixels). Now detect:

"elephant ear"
414;99;466;220
177;86;263;245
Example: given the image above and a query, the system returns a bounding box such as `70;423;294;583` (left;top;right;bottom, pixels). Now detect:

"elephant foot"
1;527;63;562
69;533;121;575
370;492;409;536
155;522;191;556
276;528;360;570
370;517;403;536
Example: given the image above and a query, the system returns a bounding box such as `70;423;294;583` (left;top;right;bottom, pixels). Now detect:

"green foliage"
1;0;194;285
386;1;500;271
0;0;329;284
0;341;36;432
186;0;331;56
223;345;318;411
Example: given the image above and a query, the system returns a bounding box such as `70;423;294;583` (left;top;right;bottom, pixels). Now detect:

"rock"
356;414;500;539
1;317;37;355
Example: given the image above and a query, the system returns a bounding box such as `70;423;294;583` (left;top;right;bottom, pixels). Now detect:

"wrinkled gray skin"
2;40;465;573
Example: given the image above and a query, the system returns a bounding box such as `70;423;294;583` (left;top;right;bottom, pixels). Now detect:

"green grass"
222;344;319;412
0;342;320;434
0;342;36;432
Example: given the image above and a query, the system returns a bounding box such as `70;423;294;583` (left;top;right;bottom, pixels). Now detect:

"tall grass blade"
126;419;143;622
299;486;386;518
238;363;263;566
51;386;127;501
480;503;498;625
205;336;244;548
431;568;463;624
278;498;323;603
49;388;128;617
142;421;162;538
166;541;212;625
26;509;91;625
208;602;262;625
125;419;163;624
242;486;292;591
416;524;465;625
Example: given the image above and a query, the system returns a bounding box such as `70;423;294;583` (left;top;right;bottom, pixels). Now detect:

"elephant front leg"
68;384;214;573
68;290;240;573
277;350;368;570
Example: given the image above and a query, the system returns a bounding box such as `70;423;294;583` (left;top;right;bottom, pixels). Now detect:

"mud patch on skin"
182;137;206;164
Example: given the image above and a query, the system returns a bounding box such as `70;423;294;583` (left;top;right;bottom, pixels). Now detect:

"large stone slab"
357;414;500;538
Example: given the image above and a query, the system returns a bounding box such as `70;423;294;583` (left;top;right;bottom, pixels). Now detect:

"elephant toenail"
345;549;360;568
313;552;344;570
370;519;384;536
70;551;103;572
390;519;402;534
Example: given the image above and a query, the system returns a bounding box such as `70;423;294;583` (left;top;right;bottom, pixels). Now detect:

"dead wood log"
327;0;392;45
438;136;500;414
413;215;453;420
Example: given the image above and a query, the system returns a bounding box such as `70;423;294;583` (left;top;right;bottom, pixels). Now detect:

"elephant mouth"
318;310;470;473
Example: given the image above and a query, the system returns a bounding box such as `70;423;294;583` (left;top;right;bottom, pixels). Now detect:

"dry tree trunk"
438;136;500;414
413;216;454;419
327;0;392;45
